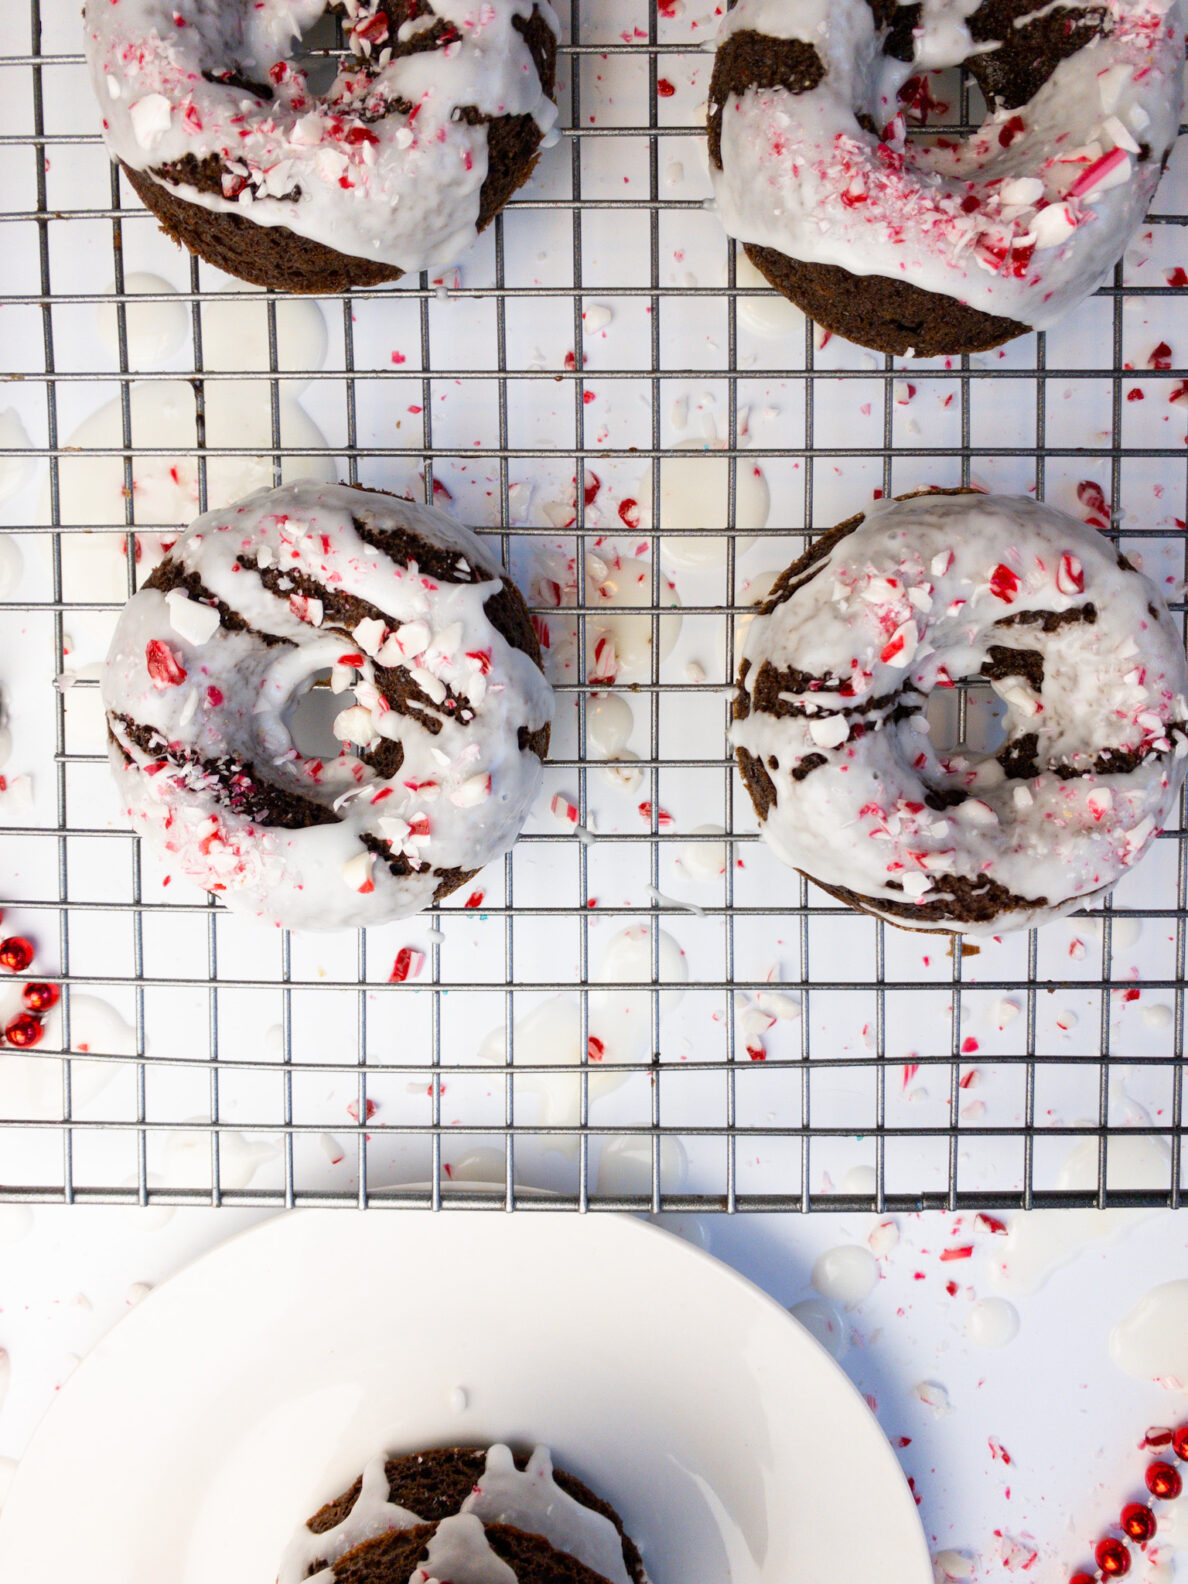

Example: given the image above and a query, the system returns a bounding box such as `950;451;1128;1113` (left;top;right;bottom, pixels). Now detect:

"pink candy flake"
1076;478;1110;527
550;793;579;825
940;1245;973;1261
587;1035;605;1061
145;640;186;688
1067;145;1130;198
1167;267;1188;288
746;1042;767;1061
638;800;674;827
617;498;641;530
464;890;485;909
1055;553;1084;595
961;1036;979;1054
389;947;424;983
976;1213;1008;1235
988;563;1020;602
346;1098;378;1123
1148;341;1174;370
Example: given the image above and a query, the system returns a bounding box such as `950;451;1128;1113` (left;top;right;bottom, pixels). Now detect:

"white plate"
0;1209;930;1584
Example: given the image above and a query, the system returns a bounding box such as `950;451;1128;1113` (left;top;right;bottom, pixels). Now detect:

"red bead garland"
4;1012;43;1048
1147;1461;1182;1501
0;935;34;973
22;981;58;1013
1069;1423;1188;1578
1095;1537;1131;1576
1119;1503;1156;1542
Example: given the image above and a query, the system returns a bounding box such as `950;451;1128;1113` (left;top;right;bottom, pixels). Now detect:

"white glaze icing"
732;493;1188;935
1109;1279;1188;1386
102;482;553;930
461;1444;632;1584
278;1445;632;1584
412;1513;519;1584
811;1244;878;1309
278;1451;425;1583
710;0;1185;332
85;0;560;275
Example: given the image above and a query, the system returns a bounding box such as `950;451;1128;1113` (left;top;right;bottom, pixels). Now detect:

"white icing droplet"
597;1133;689;1196
992;1131;1173;1294
0;409;36;505
811;1244;878;1309
733;249;805;337
966;1297;1020;1349
584;555;681;682
447;1385;470;1414
841;1164;878;1197
1141;1003;1173;1030
587;692;634;759
676;822;728;880
95;273;187;366
656;441;769;571
790;1295;849;1360
1110;1280;1188;1388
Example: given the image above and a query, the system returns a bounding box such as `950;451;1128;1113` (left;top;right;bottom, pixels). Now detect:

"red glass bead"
22;982;58;1014
4;1013;43;1049
1121;1504;1156;1543
1095;1537;1131;1576
1173;1425;1188;1462
1146;1462;1183;1501
0;936;34;974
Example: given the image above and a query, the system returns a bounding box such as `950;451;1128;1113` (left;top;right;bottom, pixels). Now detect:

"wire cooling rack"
0;0;1186;1214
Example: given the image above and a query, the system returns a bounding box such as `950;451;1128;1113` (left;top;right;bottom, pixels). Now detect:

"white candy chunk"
899;871;933;899
1031;203;1078;250
914;1380;952;1415
930;550;953;576
755;989;802;1021
165;589;221;646
957;798;998;826
410;667;447;705
330;664;355;694
994;998;1020;1028
291;113;325;146
808;715;850;749
1086;787;1113;819
341;849;373;892
379;815;411;846
332;705;377;746
129;94;172;149
999;176;1044;207
353;617;386;656
868;1220;899;1257
256;544;274;569
739;1006;776;1037
394;620;431;658
881;620;918;668
449;773;491;807
1013;784;1034;809
1103;115;1142;155
1098;62;1132;114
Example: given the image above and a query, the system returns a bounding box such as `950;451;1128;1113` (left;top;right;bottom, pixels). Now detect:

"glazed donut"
102;482;553;931
84;0;559;292
732;491;1188;935
708;0;1185;357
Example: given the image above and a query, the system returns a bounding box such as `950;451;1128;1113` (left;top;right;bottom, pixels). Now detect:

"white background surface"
0;0;1187;1579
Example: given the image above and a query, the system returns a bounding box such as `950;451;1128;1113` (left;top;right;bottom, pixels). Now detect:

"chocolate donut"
102;482;553;931
278;1443;647;1584
85;1;559;292
708;0;1185;356
732;491;1188;935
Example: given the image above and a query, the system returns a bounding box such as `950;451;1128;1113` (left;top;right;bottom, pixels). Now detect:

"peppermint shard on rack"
102;481;553;931
731;490;1188;936
706;0;1186;356
83;0;561;292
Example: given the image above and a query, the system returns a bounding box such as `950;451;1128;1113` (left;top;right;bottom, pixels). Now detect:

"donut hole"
288;8;346;98
925;676;1007;757
286;668;358;759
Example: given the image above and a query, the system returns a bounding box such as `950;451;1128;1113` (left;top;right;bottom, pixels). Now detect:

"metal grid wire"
1;0;1187;1213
